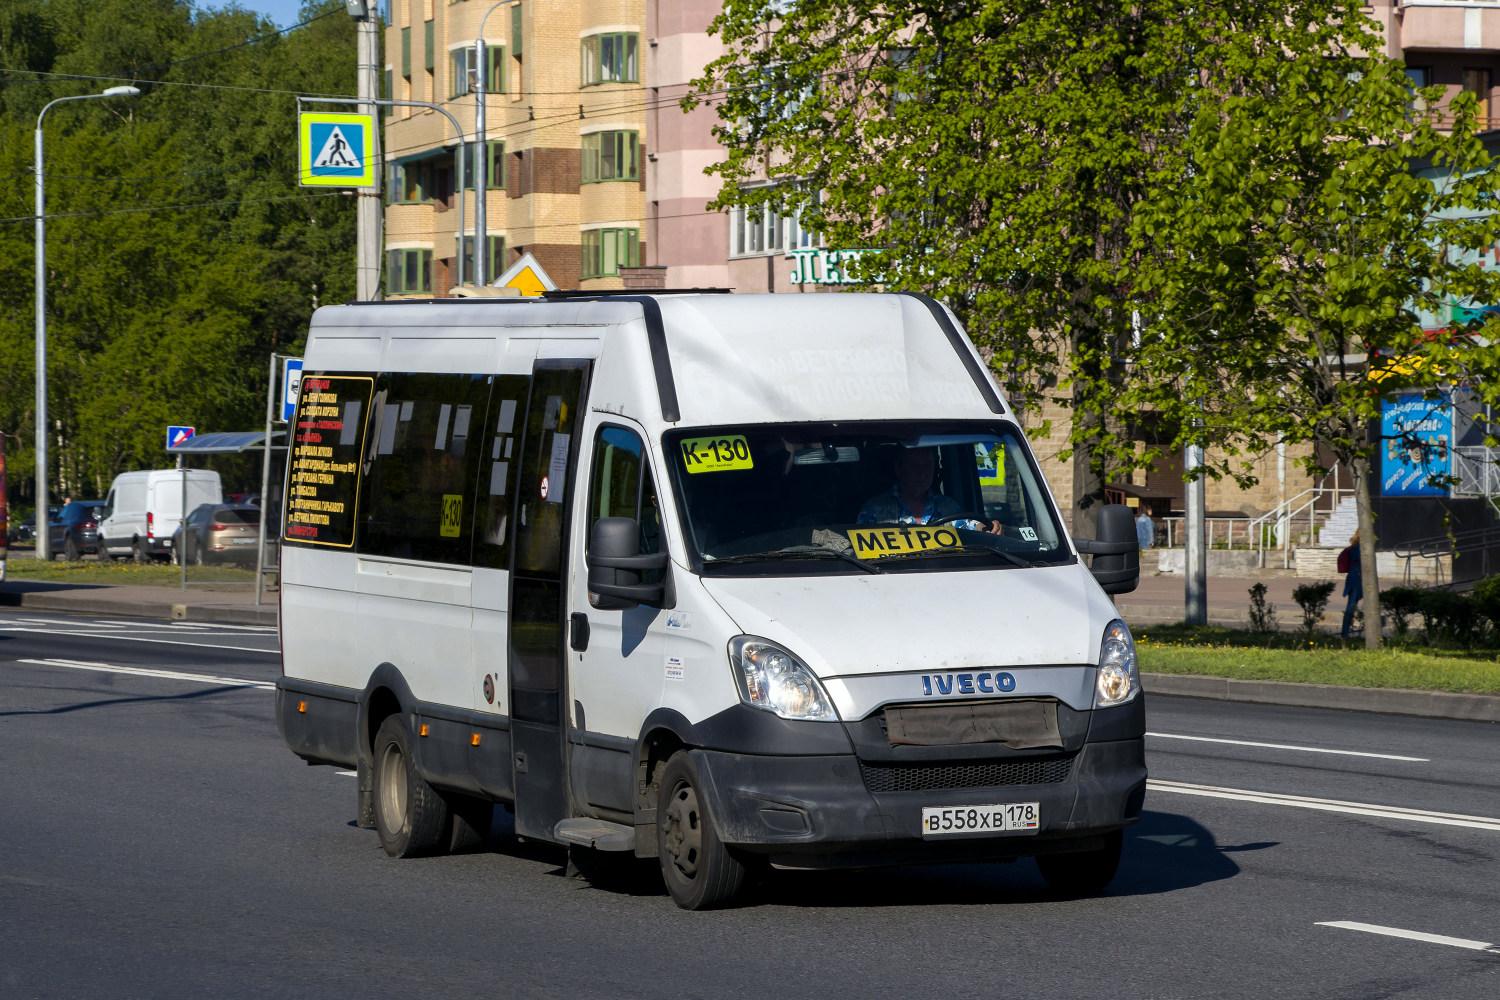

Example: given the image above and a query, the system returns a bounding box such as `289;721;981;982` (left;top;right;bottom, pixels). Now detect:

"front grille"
858;752;1076;794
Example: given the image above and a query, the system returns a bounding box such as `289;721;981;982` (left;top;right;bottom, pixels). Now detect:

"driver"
857;447;1002;533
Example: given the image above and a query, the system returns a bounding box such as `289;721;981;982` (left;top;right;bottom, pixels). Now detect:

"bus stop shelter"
167;429;287;603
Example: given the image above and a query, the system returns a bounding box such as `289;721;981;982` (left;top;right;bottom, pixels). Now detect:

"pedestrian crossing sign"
298;112;376;188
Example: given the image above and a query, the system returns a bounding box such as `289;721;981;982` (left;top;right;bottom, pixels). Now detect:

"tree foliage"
0;0;357;499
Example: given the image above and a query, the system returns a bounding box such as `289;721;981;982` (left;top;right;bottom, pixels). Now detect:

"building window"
511;3;522;59
581;228;639;279
462;140;506;190
1464;67;1491;125
451;45;506;97
385;68;394;118
424;20;435;72
386;248;433;295
458;235;507;284
581;33;638;86
729;199;819;257
401;26;411;78
582;130;639;183
388;161;435;204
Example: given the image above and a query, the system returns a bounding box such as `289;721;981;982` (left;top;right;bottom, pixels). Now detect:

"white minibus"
276;292;1145;909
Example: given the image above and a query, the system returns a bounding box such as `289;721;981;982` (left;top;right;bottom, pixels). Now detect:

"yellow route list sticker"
284;374;373;548
680;435;753;473
440;494;463;538
848;525;965;558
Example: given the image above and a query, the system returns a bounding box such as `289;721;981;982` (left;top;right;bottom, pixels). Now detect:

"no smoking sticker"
540;476;550;499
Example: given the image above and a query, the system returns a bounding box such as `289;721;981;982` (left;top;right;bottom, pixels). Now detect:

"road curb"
0;589;277;626
1144;672;1500;723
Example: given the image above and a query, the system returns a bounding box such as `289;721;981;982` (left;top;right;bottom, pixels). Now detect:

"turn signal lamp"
418;724;430;737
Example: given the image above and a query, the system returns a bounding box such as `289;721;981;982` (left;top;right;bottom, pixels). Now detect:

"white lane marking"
1147;732;1428;762
336;771;357;777
0;626;277;655
17;657;274;690
1;616;121;628
1316;921;1500;953
1147;780;1500;832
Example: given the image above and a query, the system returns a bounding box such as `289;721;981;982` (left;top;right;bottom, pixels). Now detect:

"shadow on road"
458;808;1259;908
0;684;251;717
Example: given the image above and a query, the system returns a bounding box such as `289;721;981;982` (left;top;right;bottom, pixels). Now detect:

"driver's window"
588;426;662;575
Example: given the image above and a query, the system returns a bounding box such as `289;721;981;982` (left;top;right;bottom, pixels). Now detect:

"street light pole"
34;86;139;562
474;2;508;287
345;0;383;301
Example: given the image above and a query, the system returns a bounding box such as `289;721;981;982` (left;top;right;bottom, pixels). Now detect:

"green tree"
0;0;356;500
1125;14;1500;649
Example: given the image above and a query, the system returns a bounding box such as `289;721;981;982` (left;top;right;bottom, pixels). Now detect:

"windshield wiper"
705;548;884;574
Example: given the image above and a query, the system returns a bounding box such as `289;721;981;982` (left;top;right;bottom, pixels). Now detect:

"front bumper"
688;701;1146;869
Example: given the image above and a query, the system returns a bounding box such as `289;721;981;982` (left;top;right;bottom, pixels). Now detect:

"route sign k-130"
298;112;376;189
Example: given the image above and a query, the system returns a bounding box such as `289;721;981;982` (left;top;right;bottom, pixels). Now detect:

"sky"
198;1;342;29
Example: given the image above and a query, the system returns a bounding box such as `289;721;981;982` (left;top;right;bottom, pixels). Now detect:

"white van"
101;469;223;562
275;293;1145;909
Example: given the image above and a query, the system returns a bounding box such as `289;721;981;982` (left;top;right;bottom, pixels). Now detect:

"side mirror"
1075;503;1140;595
586;516;669;611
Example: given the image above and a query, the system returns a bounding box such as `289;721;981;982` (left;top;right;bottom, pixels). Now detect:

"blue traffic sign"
281;358;305;422
167;425;195;450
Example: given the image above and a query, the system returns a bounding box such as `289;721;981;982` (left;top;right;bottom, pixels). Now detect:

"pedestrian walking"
1339;532;1361;638
1135;507;1155;550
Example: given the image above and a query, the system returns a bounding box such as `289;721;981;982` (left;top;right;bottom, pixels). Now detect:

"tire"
1035;830;1123;895
64;535;80;561
193;540;205;567
132;539;147;564
371;715;451;858
657;751;746;910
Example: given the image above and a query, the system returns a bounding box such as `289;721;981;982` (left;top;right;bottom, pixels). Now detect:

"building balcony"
1399;1;1500;52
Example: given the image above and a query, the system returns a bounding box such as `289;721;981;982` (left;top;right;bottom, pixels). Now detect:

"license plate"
921;802;1040;837
232;537;255;544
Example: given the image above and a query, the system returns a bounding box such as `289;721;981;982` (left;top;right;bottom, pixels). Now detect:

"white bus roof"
303;292;1010;427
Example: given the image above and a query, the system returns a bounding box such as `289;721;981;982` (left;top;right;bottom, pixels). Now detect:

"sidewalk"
1118;573;1342;627
0;578;276;626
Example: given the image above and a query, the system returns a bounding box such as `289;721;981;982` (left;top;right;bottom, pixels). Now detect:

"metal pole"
255;353;277;606
356;15;383;301
1185;441;1207;625
33;88;140;562
474;2;507;286
34;123;47;562
179;458;187;591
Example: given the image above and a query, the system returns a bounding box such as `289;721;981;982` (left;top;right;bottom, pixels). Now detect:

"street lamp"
473;1;508;287
35;85;140;562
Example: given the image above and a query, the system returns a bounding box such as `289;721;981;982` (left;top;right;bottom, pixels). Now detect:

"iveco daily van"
275;292;1145;909
100;469;222;562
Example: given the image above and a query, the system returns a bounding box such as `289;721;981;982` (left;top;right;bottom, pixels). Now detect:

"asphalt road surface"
1;607;1497;999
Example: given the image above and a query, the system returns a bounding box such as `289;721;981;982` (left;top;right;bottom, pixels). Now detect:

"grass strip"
1138;644;1500;696
4;558;258;587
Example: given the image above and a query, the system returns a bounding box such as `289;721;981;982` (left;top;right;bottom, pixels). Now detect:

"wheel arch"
357;662;417;768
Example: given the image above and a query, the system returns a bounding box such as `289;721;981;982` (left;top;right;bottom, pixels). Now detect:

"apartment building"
1374;0;1500;126
382;0;648;297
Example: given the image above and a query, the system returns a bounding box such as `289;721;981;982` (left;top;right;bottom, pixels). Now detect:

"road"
1;606;1497;999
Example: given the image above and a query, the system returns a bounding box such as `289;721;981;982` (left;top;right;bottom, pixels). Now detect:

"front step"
553;817;636;852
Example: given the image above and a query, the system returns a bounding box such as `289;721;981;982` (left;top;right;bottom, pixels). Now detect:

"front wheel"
1035;830;1123;895
372;715;451;858
656;751;746;910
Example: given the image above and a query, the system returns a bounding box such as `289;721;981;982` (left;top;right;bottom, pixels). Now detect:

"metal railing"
1391;524;1500;585
1157;516;1255;550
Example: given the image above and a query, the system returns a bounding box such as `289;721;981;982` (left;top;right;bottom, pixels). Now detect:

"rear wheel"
132;539;147;564
444;793;493;853
64;535;80;561
657;751;746;910
372;715;451;858
1035;830;1123;895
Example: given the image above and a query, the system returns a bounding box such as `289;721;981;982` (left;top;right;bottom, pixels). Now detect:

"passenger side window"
472;374;531;570
359;373;491;564
588;426;662;577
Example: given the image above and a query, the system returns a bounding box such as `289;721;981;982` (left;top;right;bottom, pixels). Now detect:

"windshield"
665;422;1071;575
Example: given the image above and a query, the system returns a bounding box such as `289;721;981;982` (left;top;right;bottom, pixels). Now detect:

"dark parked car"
10;506;61;543
171;503;265;565
49;501;106;560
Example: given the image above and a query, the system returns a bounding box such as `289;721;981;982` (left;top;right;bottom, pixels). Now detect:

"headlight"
1095;620;1140;708
728;636;839;721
